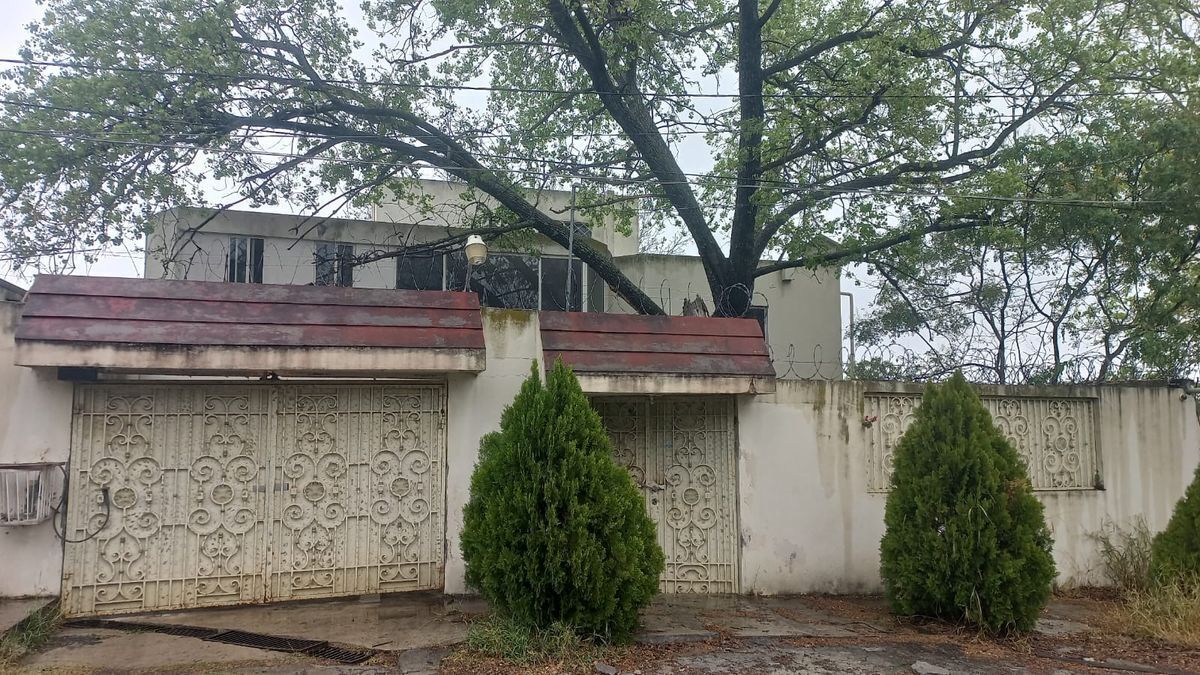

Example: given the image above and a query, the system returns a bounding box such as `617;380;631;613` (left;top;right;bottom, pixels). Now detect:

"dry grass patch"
0;602;61;666
1117;582;1200;648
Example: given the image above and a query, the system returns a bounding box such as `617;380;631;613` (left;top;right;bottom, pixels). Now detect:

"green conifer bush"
460;360;664;642
1150;463;1200;585
879;372;1056;632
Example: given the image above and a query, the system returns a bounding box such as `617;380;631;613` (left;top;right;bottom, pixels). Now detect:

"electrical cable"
50;464;110;544
1;57;1192;101
0;126;1163;209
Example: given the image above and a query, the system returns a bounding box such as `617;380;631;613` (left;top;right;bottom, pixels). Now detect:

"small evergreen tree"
1150;463;1200;585
460;360;664;642
879;372;1056;632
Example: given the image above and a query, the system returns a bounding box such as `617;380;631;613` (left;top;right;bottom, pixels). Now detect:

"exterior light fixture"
462;235;489;291
465;235;488;266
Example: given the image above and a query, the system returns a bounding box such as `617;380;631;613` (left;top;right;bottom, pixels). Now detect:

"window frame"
226;236;264;283
315;242;355;287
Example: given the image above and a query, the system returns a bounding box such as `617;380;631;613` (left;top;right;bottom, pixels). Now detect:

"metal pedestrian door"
592;396;739;593
62;383;446;617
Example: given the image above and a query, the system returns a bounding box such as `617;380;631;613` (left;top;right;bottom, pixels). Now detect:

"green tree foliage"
460;360;663;642
879;372;1056;632
851;105;1200;384
1150;463;1200;585
1;0;1197;319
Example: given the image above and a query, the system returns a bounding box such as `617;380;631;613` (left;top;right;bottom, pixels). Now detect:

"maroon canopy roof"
15;275;485;373
540;311;775;378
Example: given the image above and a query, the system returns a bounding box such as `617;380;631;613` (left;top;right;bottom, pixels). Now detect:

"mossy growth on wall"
460;360;664;642
1150;462;1200;585
879;372;1056;633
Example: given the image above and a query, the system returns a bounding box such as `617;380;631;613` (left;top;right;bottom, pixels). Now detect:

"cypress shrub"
460;360;664;642
879;372;1056;632
1150;463;1200;585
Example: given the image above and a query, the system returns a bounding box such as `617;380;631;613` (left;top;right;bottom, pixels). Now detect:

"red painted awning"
15;275;485;374
540;311;775;394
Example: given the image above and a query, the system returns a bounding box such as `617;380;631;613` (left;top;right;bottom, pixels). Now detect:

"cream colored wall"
443;309;543;593
144;206;617;292
0;302;75;598
610;254;843;378
737;380;1200;593
373;179;640;258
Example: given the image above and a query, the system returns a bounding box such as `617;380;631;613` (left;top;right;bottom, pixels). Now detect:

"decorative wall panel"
864;393;1100;492
63;383;445;617
593;397;739;593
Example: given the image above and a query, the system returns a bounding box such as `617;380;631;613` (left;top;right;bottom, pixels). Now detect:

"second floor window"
396;254;445;291
226;237;264;283
315;242;354;287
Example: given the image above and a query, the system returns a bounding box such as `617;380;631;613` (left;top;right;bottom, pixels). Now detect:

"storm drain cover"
204;629;323;652
63;619;375;664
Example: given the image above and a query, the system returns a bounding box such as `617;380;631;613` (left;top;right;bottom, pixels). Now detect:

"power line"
0;125;1164;210
0;98;722;138
0;57;1191;101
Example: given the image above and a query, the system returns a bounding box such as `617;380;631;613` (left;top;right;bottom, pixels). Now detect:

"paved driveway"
10;593;1196;674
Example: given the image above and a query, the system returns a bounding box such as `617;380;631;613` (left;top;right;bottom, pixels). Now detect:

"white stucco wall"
737;379;1200;594
0;302;74;598
372;179;640;258
443;309;543;593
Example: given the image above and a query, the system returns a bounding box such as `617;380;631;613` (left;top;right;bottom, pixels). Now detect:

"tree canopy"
0;0;1196;334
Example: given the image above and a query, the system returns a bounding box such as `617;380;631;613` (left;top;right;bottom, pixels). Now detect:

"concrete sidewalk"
8;592;1182;674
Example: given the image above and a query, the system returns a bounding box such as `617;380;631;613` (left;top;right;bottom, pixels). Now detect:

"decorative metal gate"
62;383;445;617
592;396;739;593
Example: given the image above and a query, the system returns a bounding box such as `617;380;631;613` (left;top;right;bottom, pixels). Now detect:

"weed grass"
453;614;613;668
0;602;62;665
1091;517;1200;647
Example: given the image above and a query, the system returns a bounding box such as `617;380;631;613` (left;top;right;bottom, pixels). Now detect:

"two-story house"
144;179;843;377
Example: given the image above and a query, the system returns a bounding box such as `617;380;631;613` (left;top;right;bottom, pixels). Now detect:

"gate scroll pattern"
189;394;263;603
593;397;738;594
86;394;162;612
370;390;442;589
865;393;1099;492
64;384;445;617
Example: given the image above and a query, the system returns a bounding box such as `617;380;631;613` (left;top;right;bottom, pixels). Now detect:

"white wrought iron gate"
592;396;739;593
62;383;446;617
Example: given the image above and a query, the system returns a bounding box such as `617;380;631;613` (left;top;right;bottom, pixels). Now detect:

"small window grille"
0;463;64;526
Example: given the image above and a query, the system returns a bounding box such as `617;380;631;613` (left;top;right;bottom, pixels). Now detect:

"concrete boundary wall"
738;379;1200;593
3;305;1198;600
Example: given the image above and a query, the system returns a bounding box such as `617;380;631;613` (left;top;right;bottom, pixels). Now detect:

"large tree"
0;0;1196;318
850;102;1200;384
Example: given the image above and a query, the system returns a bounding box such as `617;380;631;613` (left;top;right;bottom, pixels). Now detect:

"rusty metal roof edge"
575;372;777;395
14;341;486;374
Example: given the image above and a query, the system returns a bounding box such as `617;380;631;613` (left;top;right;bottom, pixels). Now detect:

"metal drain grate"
302;644;374;664
63;619;376;664
64;618;220;640
204;629;324;653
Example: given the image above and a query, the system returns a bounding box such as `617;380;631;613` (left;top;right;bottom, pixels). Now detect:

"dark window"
448;251;539;309
226;237;264;283
587;266;605;313
539;257;583;311
315;242;354;287
558;220;592;239
395;254;444;291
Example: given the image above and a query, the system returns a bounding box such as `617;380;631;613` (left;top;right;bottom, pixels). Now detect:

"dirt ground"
8;591;1200;674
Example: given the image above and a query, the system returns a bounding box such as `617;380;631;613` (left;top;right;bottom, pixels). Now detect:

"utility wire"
0;57;1192;101
0;125;1162;209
